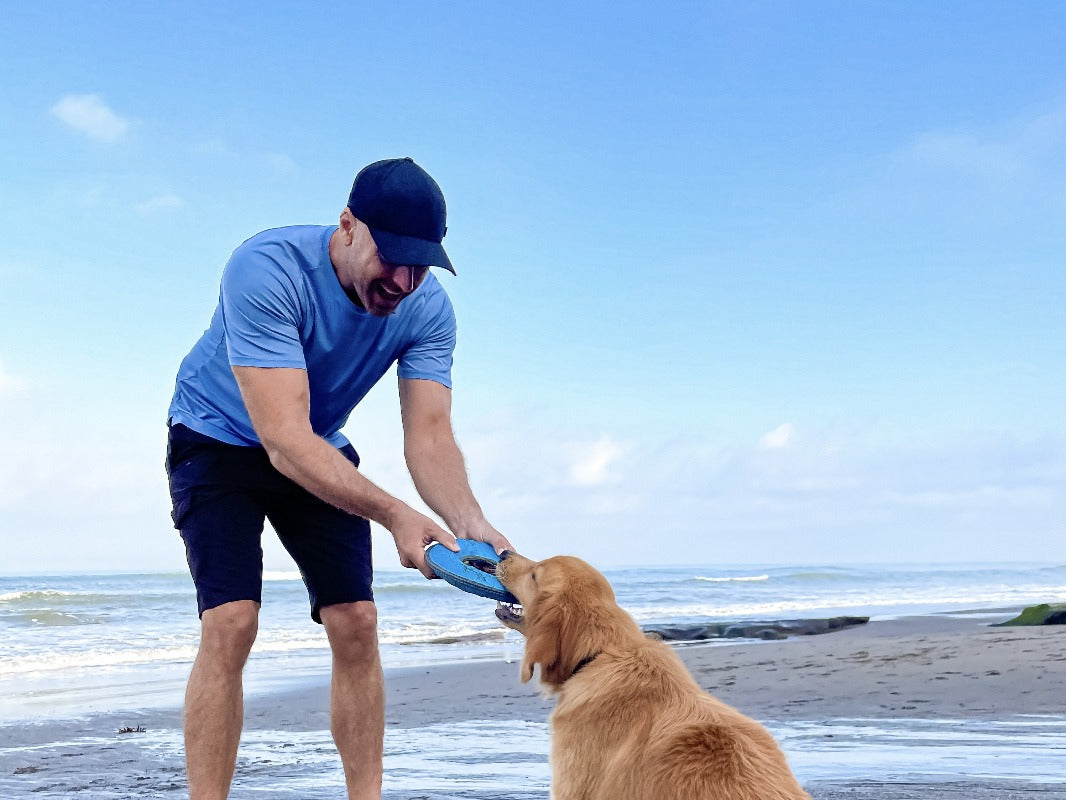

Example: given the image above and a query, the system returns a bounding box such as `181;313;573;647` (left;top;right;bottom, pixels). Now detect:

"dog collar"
570;653;600;679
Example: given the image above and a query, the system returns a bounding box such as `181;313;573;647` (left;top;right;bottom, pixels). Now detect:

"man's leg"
266;441;377;797
184;600;260;800
320;601;383;800
166;425;273;797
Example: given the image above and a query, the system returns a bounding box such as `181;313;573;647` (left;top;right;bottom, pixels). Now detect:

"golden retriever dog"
495;552;810;800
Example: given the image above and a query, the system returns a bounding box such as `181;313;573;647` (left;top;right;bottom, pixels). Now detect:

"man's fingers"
482;530;514;555
416;554;437;580
431;530;460;552
400;549;436;579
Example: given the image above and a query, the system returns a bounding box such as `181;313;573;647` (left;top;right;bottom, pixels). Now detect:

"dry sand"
250;612;1066;728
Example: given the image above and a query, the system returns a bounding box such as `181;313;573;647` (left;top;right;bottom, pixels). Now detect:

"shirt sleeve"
220;241;308;369
397;289;456;388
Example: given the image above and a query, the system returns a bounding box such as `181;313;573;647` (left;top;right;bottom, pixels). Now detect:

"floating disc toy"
425;539;518;603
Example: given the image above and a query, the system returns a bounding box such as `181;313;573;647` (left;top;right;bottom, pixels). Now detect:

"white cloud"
5;365;1059;573
907;107;1066;180
194;138;232;156
50;94;129;143
442;412;1066;566
570;435;625;486
758;423;794;450
136;194;186;214
266;152;299;176
0;381;179;571
0;360;27;399
912;131;1022;178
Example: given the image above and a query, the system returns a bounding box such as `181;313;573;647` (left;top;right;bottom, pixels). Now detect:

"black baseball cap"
346;157;455;274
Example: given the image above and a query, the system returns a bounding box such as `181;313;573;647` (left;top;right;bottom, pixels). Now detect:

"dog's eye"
530;569;537;583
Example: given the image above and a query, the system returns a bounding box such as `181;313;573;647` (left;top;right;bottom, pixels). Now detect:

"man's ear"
338;207;358;241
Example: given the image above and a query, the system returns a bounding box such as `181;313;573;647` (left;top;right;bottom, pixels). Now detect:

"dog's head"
495;551;641;688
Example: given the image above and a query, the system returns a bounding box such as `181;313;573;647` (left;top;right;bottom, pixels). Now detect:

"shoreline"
2;612;1064;798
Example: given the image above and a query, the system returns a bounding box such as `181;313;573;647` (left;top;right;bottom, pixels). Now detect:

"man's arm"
398;377;513;554
232;365;458;577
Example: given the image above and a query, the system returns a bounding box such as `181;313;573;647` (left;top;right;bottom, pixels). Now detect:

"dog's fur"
496;552;810;800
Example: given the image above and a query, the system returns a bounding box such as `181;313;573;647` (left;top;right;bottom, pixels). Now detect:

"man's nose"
397;266;415;293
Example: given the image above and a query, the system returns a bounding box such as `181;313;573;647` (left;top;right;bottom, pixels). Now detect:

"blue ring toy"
425;539;518;603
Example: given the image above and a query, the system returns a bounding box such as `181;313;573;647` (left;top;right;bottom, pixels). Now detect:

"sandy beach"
2;612;1064;798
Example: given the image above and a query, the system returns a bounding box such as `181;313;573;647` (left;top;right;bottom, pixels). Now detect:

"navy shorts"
165;423;374;623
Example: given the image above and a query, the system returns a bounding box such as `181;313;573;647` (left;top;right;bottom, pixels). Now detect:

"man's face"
334;212;429;316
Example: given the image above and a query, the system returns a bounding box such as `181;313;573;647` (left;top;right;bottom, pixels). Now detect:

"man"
165;157;511;800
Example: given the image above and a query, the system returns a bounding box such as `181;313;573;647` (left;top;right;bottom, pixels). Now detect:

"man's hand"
460;520;515;557
389;506;460;579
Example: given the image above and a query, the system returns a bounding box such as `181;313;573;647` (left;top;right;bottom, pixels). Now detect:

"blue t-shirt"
168;225;456;447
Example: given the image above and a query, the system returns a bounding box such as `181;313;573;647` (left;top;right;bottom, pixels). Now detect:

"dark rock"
758;629;789;640
642;616;868;642
993;603;1066;626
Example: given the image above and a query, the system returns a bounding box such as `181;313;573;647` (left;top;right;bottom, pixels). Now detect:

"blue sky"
1;3;1064;573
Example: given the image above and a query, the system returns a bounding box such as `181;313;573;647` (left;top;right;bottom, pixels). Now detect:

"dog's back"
553;639;809;800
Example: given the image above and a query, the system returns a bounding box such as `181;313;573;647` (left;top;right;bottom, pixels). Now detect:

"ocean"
2;561;1064;723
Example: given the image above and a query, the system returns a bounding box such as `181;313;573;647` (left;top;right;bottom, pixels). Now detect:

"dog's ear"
542;600;583;686
524;594;602;687
520;592;567;684
519;649;537;683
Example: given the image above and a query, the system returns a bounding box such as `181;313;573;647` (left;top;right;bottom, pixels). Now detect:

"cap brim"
368;227;455;274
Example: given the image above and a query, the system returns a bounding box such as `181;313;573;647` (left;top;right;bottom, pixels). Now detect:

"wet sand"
2;612;1064;798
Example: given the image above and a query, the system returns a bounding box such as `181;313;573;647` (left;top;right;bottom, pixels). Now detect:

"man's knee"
198;600;260;669
321;601;378;663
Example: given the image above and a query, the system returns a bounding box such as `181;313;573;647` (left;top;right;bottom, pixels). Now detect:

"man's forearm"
404;435;486;536
263;428;404;528
231;365;459;575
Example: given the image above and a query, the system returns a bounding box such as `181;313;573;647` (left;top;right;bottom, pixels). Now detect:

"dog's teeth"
496;601;524;618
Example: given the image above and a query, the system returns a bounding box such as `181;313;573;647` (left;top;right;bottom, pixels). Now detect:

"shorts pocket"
170;494;193;530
